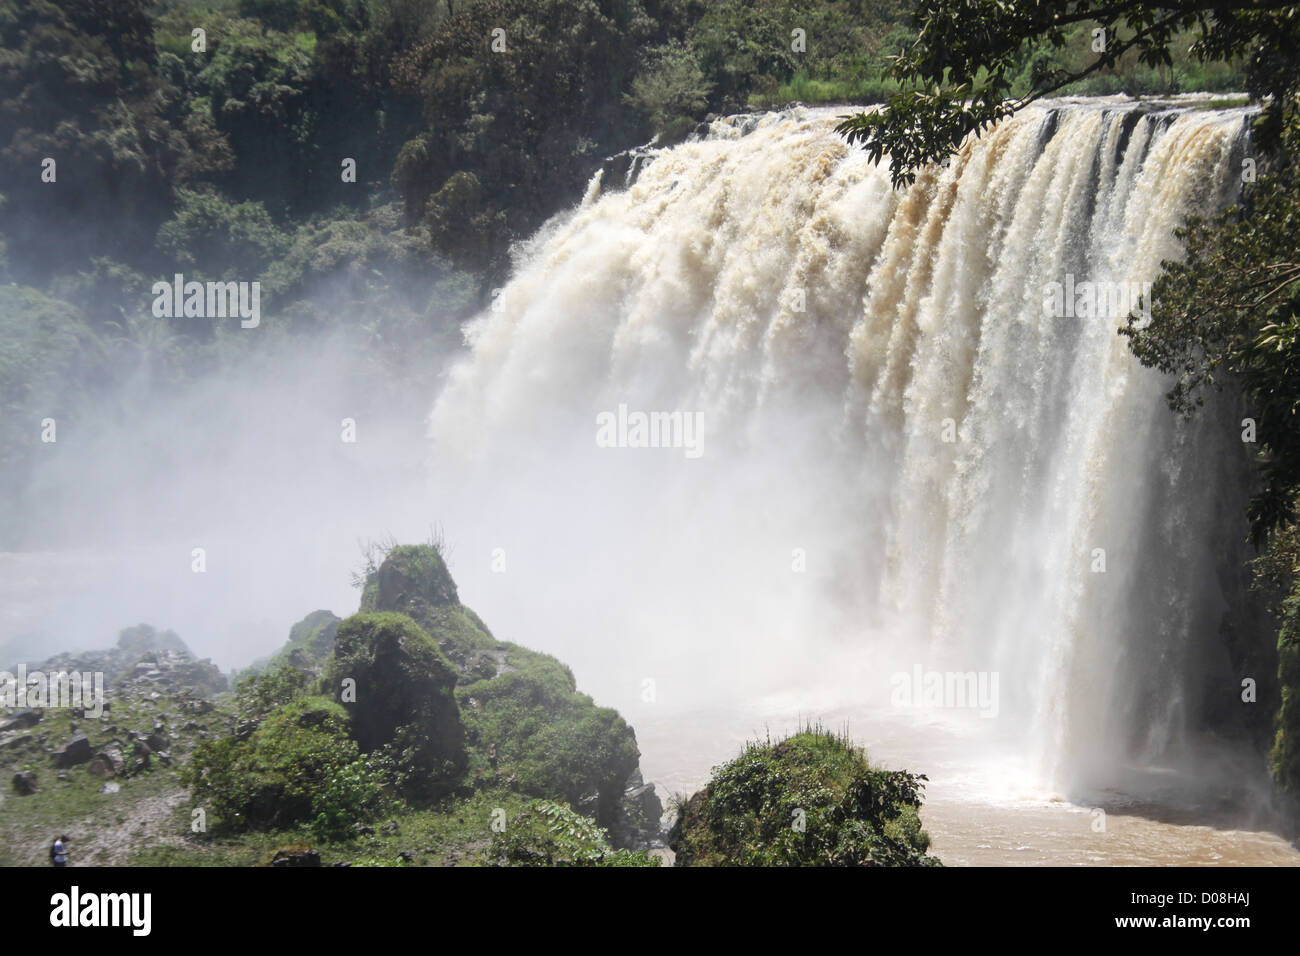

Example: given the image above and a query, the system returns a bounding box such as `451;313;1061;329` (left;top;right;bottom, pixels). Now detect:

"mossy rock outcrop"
457;643;644;834
274;542;662;845
669;728;941;866
360;544;496;670
184;696;365;831
269;610;340;674
328;611;467;799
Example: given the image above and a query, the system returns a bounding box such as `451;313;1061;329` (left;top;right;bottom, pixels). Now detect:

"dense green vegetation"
182;694;393;835
669;726;940;866
487;799;659;866
161;541;664;861
0;594;662;865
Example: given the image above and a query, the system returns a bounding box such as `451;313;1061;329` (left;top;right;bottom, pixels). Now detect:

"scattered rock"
398;850;415;864
99;781;121;794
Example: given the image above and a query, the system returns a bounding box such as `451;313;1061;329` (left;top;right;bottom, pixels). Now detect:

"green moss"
183;695;387;833
670;726;941;867
266;610;340;674
456;643;639;829
328;612;467;799
354;544;496;669
418;605;496;671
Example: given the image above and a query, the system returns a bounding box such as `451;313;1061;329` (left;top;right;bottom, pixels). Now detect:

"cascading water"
427;98;1288;857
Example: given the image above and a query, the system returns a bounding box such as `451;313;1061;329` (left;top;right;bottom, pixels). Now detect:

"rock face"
329;612;468;799
611;770;665;850
598;144;660;190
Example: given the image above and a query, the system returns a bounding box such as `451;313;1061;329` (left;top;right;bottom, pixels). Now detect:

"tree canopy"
838;0;1300;186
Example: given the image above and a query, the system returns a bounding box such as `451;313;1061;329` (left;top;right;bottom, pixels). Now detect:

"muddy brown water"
634;703;1300;866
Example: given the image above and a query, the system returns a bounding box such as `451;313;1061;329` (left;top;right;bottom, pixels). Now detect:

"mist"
1;332;448;670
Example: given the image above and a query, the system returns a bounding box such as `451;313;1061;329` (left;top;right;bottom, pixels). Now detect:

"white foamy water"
427;99;1297;863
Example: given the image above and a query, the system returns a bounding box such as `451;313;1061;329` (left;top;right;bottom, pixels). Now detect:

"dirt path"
15;786;192;867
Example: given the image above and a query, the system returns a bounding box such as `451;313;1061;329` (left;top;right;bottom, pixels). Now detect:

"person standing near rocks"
50;835;68;867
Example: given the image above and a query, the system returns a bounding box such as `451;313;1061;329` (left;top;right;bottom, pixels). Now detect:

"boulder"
0;709;41;732
270;848;321;868
11;770;37;794
90;747;126;776
51;734;93;768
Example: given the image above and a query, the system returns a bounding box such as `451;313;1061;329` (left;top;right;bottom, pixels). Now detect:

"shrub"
487;799;659;867
669;726;941;866
184;696;389;832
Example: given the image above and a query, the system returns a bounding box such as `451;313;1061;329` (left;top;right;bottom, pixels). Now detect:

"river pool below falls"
634;702;1300;866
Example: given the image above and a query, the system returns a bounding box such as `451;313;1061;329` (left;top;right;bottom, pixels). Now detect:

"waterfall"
428;98;1257;798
